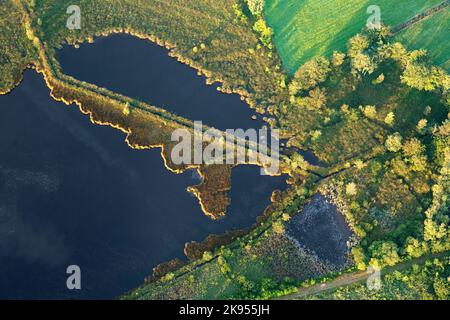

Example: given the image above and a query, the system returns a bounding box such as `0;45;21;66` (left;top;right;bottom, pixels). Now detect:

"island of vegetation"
1;0;449;300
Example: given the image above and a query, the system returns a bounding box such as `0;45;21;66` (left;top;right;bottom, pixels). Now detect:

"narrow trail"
276;251;449;300
391;0;450;34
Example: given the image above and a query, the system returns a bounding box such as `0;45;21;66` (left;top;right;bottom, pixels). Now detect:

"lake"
0;55;286;298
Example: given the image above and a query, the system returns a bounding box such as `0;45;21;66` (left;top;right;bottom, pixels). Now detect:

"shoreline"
6;1;288;220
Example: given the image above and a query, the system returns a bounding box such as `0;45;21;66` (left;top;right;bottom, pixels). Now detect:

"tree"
402;138;425;157
378;42;408;65
347;34;376;75
385;133;403;152
416;119;428;133
161;272;175;282
272;221;285;234
351;246;367;270
202;251;214;262
288;80;301;96
384;112;395;126
434;277;450;299
401;64;449;91
362;105;377;119
351;52;376;75
369;241;400;268
424;219;447;242
310;130;322;141
232;4;247;22
122;103;131;116
348;34;370;57
410;154;427;172
346;182;357;196
300;87;327;110
217;256;231;274
288;153;308;171
354;159;365;170
340;104;350;113
391;158;410;177
332;51;345;67
372;73;385;84
253;19;273;48
246;0;264;16
402;237;425;258
292;57;330;92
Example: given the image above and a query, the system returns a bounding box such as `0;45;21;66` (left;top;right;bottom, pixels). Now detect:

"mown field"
395;7;450;71
264;0;443;74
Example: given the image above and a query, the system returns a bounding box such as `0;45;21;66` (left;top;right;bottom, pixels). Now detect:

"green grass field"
264;0;443;74
395;8;450;71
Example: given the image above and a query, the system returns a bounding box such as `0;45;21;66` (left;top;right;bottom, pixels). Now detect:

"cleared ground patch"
264;0;443;74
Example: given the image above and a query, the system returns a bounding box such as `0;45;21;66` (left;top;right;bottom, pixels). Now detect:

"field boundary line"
391;0;450;34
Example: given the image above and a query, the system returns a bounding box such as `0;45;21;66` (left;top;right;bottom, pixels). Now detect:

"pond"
57;34;265;131
286;194;351;268
0;70;286;299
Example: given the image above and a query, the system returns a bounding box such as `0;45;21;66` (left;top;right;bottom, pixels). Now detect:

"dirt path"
391;0;450;34
277;251;449;300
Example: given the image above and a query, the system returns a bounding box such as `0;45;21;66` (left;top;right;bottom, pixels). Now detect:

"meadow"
264;0;444;74
395;8;450;70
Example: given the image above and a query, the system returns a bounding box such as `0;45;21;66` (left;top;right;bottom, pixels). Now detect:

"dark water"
287;194;351;267
57;34;265;131
0;71;286;299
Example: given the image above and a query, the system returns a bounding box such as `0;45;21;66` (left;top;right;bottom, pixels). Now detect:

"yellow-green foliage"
0;0;36;93
280;33;448;166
